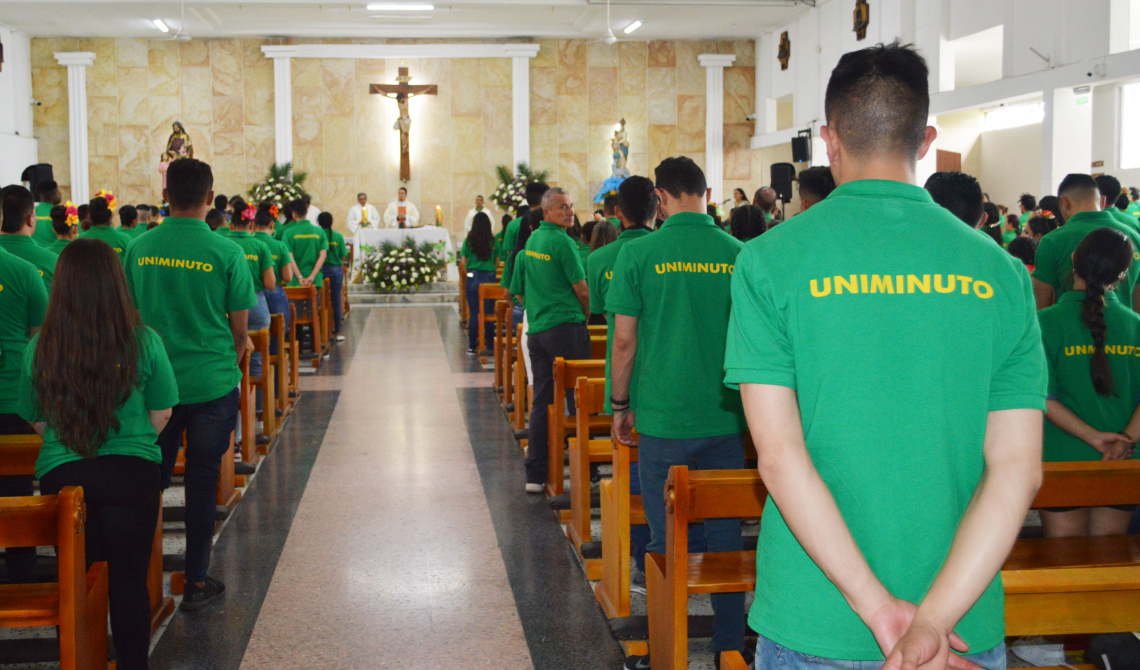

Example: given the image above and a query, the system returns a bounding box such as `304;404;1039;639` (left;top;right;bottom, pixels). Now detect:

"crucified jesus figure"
371;68;438;182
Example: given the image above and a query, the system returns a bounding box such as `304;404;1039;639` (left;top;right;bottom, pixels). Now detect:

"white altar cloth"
350;226;459;282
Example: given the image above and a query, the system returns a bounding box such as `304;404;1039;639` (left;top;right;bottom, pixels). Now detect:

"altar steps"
347;281;460;306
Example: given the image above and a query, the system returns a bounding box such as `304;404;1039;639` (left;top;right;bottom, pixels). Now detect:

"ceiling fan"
168;1;192;42
596;0;620;44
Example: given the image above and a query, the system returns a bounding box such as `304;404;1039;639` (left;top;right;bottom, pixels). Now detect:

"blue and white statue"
596;118;631;203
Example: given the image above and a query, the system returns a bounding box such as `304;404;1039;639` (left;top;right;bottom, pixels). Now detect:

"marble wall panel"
617;42;647;97
557;152;588;204
648;41;676;68
588;42;619;68
116;39;149;68
451;173;483;238
533;39;558;68
677;95;705;153
213;131;245;156
148;42;181;98
321;59;356;116
210;40;244;98
179;40;210;68
530;68;557;126
557;94;589;155
90;123;119;159
322;115;356;176
648;125;677;170
179;67;213;126
557;40;587;96
481;86;512;159
675;42;705;97
530;124;559;183
452;116;483;175
243;61;275;127
211;153;247;198
149;96;182;137
86;40;117;98
212;97;244;134
88;156;119;195
117;125;150;185
723;123;753;182
32;67;68;130
724;67;755;127
587;123;616;185
31;39;62;68
88;95;118;129
451;59;482;117
480;58;511;88
587;67;617;126
292;58;322;89
646;68;677;126
116;67;150;125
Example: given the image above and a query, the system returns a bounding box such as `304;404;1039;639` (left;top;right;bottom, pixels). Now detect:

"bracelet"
610;396;630;411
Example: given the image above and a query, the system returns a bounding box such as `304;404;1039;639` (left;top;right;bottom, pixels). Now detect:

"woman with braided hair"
1037;226;1140;538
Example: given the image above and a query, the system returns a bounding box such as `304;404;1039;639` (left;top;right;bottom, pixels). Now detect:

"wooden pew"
478;284;508;360
320;283;332;356
0;489;108;670
570;377;623;580
590;334;606;360
458;257;468;328
494;299;510;402
719;651;750;670
512;323;528;433
268;313;293;421
285;285;322;369
250;327;276;442
588;324;607;336
237;340;259;478
545;358;610;499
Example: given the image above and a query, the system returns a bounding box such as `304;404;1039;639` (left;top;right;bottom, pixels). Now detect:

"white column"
506;45;539;168
699;54;736;206
54;52;95;203
272;56;293;168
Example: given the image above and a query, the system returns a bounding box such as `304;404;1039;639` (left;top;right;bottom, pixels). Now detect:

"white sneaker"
525;483;543;494
1010;636;1065;666
335;335;346;342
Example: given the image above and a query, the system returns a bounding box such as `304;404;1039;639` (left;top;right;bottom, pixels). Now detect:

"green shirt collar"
619;225;652;238
606;217;620;226
659;211;718;230
1057;290;1120;304
229;230;252;238
0;234;39;248
830;179;934;204
1063;210;1113;226
161;217;211;230
539;221;568;233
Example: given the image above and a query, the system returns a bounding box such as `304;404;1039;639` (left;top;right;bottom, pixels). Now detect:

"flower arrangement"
248;162;308;210
64;201;79;227
359;238;446;293
94;189;117;210
492;162;551;213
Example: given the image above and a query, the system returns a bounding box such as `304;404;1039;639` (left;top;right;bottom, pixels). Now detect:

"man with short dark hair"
609;157;748;669
501;181;550;290
136;204;152;228
281;199;328;289
1018;193;1037;226
753;186;777;219
383;186;419;228
1094;174;1139;233
509;187;590;493
924;171;985;228
797;166;836;211
1033;173;1140;310
118;204;142;241
32;180;62;247
124;158;257;611
0;185;58;290
726;42;1046;670
602;194;620;224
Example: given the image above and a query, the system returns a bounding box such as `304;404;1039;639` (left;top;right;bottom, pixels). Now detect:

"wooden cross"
370;67;439;182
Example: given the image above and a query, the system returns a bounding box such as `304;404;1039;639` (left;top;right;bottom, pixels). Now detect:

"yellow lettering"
655;264;665;274
667;262;677;272
934;274;956;293
605;271;613;280
697;263;708;273
860;274;869;293
1065;346;1075;356
907;275;931;294
973;280;994;299
834;275;858;294
159;258;171;267
810;278;832;297
869;275;894;294
203;263;213;272
710;264;721;274
1107;345;1118;355
728;265;734;274
958;276;973;294
683;262;694;272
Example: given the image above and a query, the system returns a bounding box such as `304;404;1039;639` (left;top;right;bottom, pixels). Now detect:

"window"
1121;83;1140;169
984;102;1044;132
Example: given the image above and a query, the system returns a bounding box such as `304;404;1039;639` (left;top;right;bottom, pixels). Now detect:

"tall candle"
436;205;442;225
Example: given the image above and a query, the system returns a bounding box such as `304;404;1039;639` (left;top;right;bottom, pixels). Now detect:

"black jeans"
525;322;591;484
0;413;38;583
41;456;160;670
156;388;239;584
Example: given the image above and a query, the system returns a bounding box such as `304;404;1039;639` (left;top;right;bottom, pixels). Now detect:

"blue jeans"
466;270;498;350
628;461;698;573
321;264;344;335
755;636;1007;670
639;432;746;655
249;292;270;412
156;389;240;584
512;303;524;328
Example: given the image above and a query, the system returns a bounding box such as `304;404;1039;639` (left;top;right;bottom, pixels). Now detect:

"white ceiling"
0;1;810;40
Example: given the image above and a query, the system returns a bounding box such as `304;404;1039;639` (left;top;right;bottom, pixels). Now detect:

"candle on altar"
435;205;442;225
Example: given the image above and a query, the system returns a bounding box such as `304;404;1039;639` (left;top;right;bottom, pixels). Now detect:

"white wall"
980;122;1043;207
935;109;985;175
0;23;38;186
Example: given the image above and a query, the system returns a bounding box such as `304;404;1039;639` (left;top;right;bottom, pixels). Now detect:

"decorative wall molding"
55;51;95;202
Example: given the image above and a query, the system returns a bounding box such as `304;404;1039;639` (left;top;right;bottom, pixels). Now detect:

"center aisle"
239;307;531;669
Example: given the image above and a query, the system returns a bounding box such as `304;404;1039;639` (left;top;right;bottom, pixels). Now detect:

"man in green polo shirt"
1033;173;1140;310
607;157;747;668
508;187;590;493
724;43;1046;670
124;157;257;612
118;204;144;240
500;181;549;294
0;186;58;291
1095;174;1140;234
32;180;62;248
1018;193;1036;227
79;198;133;263
281;199;327;288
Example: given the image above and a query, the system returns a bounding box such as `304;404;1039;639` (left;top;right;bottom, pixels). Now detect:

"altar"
350;226;459;282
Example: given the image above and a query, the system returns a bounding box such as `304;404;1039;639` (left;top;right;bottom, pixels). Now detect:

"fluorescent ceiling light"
366;4;434;10
369;15;431;19
624;21;642;34
152;18;170;32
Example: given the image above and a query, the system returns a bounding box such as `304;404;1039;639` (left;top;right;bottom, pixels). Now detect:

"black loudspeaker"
771;163;795;201
791;136;811;162
20;164;54;195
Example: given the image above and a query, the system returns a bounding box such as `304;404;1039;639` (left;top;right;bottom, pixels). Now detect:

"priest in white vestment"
383;187;420;228
463;195;493;235
347;192;381;233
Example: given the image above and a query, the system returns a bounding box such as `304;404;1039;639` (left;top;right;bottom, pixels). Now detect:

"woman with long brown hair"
17;238;179;670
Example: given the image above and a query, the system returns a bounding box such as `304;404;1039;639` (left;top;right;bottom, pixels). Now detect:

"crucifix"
370;67;438;182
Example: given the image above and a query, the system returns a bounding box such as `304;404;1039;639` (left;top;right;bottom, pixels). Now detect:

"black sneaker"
180;577;225;611
624;655;650;670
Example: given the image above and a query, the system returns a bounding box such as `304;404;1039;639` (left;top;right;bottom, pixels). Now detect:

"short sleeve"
25;266;48;329
141;328;180;410
258;243;273;275
560;239;586;285
509;255;525;297
723;245;796;389
587;253;604;315
16;337;42;424
226;249;258;312
318;230;329;252
1031;235;1059;289
605;245;642;318
989;269;1048;411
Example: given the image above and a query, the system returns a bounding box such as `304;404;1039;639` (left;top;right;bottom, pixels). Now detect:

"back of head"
654;156;706;199
136;203;151;214
205;208;226;231
1116;193;1131;211
501;213;512;228
214;194;228;211
603;194;619;216
1073;227;1134;396
1095;175;1123;203
923;171;983;227
36;238;141;458
468;211;494;261
167;158;214;211
119;204;138;227
1;184;35;234
317;211;333;230
36;180;58;202
1132;187;1140;201
288;199;307;220
254;209;275;230
581;220;597;244
1058;173;1101;213
1007;235;1037;267
524;181;550;208
797;166;837;205
1037;195;1063;224
1027;213;1058;238
590;219;618;252
754;187;777;212
301;194;312;207
617;175;658;227
51;205;70;236
1019;193;1037;212
824;41;929;160
88;196;113;226
730;205;767;242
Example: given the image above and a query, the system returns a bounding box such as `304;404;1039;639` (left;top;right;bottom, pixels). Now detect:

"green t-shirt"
1033;210;1140;308
460;238;497;272
121;225;146;240
1127;202;1140;218
0;251;49;414
45;238;71;256
17;327;180;479
1039;291;1140;462
324;230;346;267
228;231;274;291
606;213;746;438
1106;206;1140;234
586;226;651;413
576;239;591;265
724;179;1047;660
0;235;57;292
255;231;293;285
274;220;298;241
32;202;57;248
499;215;525;289
124;217;257;405
508;221;585;335
1019;211;1031;225
215;226;231;237
1002;230;1017;247
79;225;133;262
282;220;328;288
